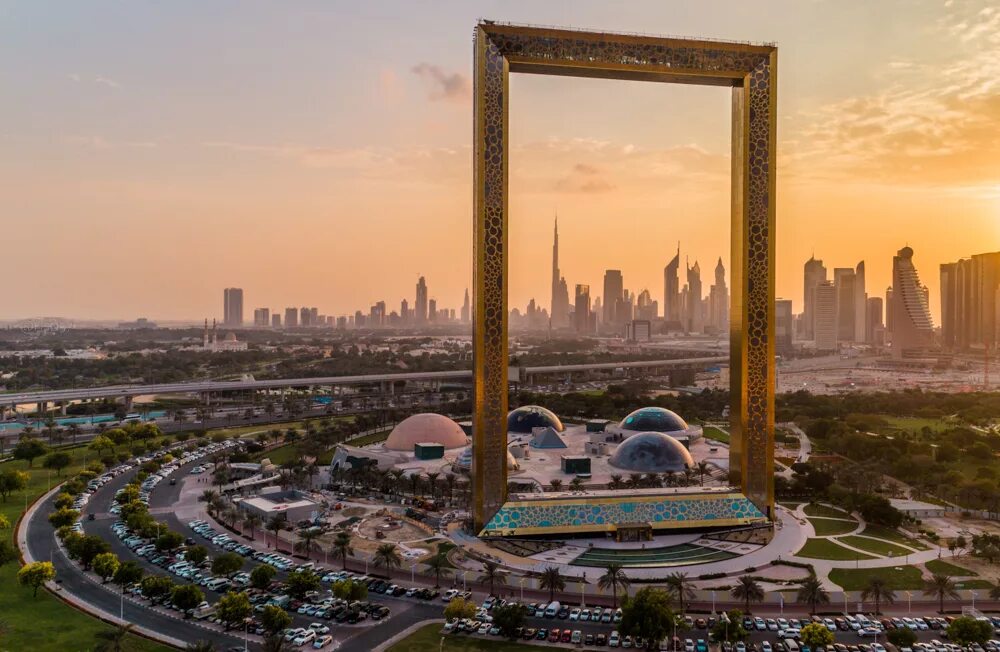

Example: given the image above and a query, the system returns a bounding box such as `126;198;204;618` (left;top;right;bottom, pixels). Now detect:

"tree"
113;560;144;589
93;623;134;652
710;610;748;643
796;576;830;614
171;584;205;617
861;576;895;615
13;437;48;468
599;563;631;609
731;576;764;614
0;540;18;570
215;591;252;630
444;597;477;621
42;451;72;476
211;552;244;577
539;566;566;602
53;492;75;510
242;513;261;540
801;623;834;648
48;507;80;529
18;561;55;597
186;545;208;566
332;578;368;601
140;575;174;603
426;551;450;588
266;515;285;549
89;435;115;457
93;552;121;584
924;573;959;613
67;533;110;570
260;604;292;634
661;572;695;615
620;587;676;651
492;603;527;639
331;531;353;571
284;569;320;599
947;616;994;645
294;528;321;559
479;561;507;597
373;543;402;572
0;470;29;502
155;531;184;552
887;627;918;649
250;563;277;590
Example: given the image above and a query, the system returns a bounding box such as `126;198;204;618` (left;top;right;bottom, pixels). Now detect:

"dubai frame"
472;22;777;531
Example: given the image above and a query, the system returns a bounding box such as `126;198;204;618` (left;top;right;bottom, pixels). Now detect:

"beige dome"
384;413;468;451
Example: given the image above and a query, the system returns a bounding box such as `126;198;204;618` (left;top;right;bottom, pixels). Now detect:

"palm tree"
861;576;895;615
796;576;830;614
199;489;219;506
479;561;507;597
665;572;694;614
242;513;261;540
93;623;134;652
923;573;959;613
266;515;285;551
598;563;631;609
294;529;321;560
426;472;440;498
67;423;81;445
549;479;563;492
444;473;457;505
628;473;643;489
569;477;585;490
332;531;353;570
662;471;676;487
539;566;566;602
426;552;450;588
608;474;623;490
374;543;402;572
731;575;764;614
696;461;710;485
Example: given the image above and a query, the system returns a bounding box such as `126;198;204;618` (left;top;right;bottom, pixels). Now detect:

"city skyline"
3;1;999;322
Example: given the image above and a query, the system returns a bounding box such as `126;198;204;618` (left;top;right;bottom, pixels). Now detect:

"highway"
0;356;727;407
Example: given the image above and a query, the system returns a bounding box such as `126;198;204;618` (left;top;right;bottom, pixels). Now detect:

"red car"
549;629;561;642
561;630;572;643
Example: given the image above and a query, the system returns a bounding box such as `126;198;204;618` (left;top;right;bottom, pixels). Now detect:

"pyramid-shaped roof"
530;426;567;449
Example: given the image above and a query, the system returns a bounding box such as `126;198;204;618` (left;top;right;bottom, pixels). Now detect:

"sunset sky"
2;0;998;323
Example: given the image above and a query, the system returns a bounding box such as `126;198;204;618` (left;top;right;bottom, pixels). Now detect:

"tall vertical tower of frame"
471;22;777;529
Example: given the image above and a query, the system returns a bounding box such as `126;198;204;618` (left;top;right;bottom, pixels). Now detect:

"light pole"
906;591;911;614
411;564;416;584
711;591;716;614
972;590;977;610
582;572;587;608
244;617;250;652
520;577;526;603
462;571;469;591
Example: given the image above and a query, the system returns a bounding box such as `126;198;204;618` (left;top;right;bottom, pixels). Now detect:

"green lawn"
925;558;978;577
808;517;858;536
702;426;730;444
954;579;994;590
803;503;850;518
828;565;924;591
839;535;917;557
795;538;877;561
389;624;540;652
881;416;951;434
347;429;392;447
859;524;929;550
0;445;171;652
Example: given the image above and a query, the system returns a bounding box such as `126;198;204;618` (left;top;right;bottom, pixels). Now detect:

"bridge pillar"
58;401;68;416
124;396;134;411
36;401;46;417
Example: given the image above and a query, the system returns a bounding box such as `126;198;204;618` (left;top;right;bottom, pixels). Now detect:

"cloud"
411;63;470;103
94;76;121;89
555;162;617;194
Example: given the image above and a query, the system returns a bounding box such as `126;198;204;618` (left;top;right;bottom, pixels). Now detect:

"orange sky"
2;1;998;323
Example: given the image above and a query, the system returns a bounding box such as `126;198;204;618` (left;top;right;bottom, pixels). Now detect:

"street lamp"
244;617;251;652
906;591;911;614
462;571;469;591
411;564;416;584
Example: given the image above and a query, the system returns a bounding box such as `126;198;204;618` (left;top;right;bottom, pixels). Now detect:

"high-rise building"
428;298;437;322
602;269;624;330
890;246;935;359
685;259;703;333
866;296;884;345
300;306;311;328
813;281;837;352
940;251;1000;351
223;288;244;327
415;276;428;324
400;298;409;325
310;307;319;326
253;308;269;327
709;257;729;333
663;244;681;326
803;256;827;339
284;307;298;329
574;284;591;334
775;299;793;356
550;217;569;328
854;261;867;343
636;289;657;321
461;289;470;324
833;267;856;342
271;313;281;328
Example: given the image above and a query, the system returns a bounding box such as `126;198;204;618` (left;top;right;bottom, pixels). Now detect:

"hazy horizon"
3;1;998;323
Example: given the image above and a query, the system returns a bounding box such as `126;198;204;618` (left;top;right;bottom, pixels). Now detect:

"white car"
442;589;458;602
293;631;316;646
610;631;621;648
312;635;333;649
569;608;582;621
309;623;330;635
762;642;773;652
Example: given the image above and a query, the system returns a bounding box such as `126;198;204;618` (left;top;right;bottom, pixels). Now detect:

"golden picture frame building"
472;22;777;531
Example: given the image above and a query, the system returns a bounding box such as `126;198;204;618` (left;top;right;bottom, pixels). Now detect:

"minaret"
203;319;209;348
551;214;561;326
212;318;218;345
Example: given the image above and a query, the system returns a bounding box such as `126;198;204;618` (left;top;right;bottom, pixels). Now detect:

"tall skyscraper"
636;289;657;321
854;261;867;343
664;244;681;325
602;269;624;330
223;288;244;327
428;298;437;322
833;267;856;342
415;276;428;324
271;313;281;328
284;307;298;329
890;246;935;359
400;298;409;325
775;299;793;356
574;284;591;334
866;296;884;345
813;281;837;352
708;257;729;333
461;289;470;324
685;259;703;333
940;251;1000;351
803;256;827;339
550;216;569;328
253;308;269;327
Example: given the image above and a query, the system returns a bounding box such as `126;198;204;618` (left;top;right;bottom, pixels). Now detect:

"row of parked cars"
187;519;262;560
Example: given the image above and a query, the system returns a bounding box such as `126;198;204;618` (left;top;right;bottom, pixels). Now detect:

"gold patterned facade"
472;22;777;530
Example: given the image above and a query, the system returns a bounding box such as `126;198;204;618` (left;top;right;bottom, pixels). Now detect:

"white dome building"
383;413;468;451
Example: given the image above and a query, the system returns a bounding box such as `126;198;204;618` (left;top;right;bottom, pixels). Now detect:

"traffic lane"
337;602;442;652
26;488;245;651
